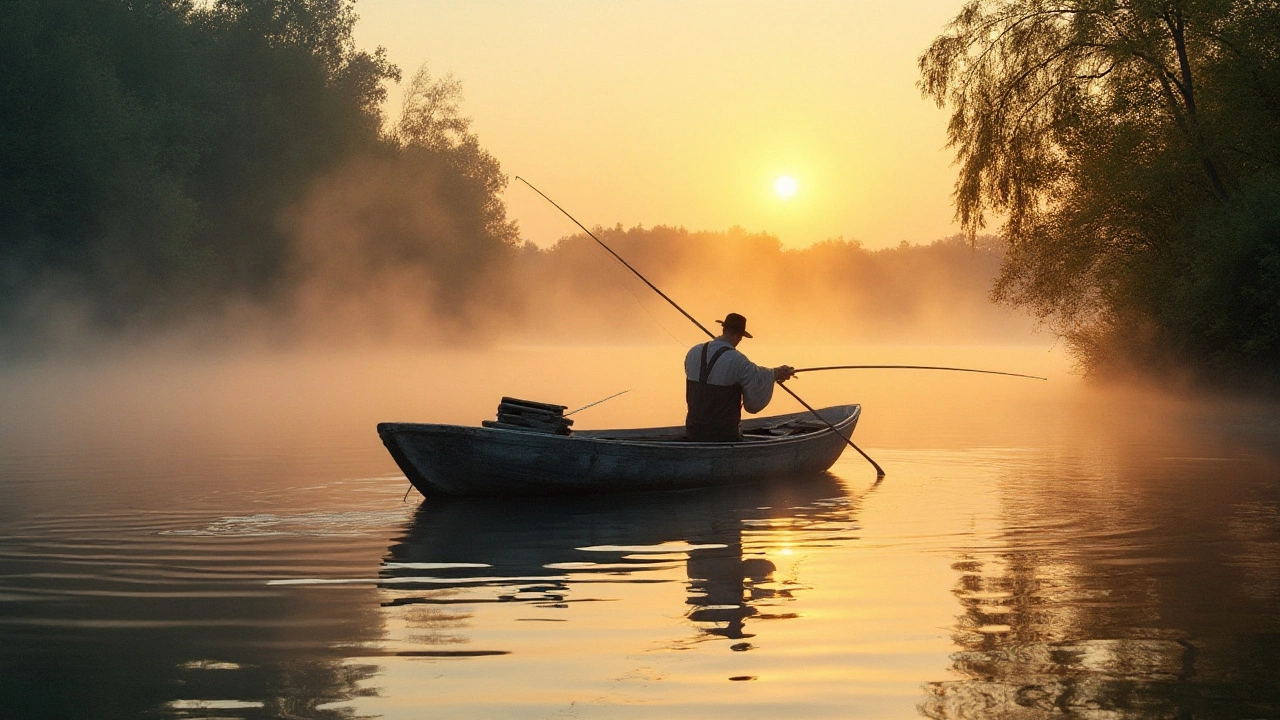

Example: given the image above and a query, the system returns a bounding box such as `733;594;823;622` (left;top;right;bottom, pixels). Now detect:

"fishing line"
584;241;685;346
626;292;686;347
793;365;1047;380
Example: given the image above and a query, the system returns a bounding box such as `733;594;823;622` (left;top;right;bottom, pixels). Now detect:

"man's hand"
773;365;796;383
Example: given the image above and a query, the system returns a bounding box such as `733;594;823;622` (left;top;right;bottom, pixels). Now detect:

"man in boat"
685;313;795;442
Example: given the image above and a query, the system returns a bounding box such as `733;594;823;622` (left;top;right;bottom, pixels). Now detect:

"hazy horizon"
351;0;965;251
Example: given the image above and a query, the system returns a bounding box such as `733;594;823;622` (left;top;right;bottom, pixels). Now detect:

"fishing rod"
515;176;885;479
566;389;631;416
794;365;1047;381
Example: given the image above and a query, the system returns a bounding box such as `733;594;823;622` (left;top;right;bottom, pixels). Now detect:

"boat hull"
377;405;860;496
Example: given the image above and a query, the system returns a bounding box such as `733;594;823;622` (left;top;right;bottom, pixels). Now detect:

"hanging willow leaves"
920;0;1280;376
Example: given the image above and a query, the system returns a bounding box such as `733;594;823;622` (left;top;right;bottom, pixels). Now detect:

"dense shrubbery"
921;0;1280;380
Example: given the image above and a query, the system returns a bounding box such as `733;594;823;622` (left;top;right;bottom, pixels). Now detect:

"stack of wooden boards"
481;397;573;435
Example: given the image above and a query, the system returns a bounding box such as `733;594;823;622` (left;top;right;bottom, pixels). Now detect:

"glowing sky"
352;1;965;249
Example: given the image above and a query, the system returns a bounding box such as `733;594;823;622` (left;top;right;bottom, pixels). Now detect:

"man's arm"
737;356;793;414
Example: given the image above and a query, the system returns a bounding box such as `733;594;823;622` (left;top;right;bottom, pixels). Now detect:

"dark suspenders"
698;342;733;384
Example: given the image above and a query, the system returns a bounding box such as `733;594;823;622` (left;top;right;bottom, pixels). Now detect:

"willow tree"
920;0;1280;375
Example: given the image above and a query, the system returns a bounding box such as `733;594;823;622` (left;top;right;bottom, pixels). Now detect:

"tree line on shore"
508;229;1027;345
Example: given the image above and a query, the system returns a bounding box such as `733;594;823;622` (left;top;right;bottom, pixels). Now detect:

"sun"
774;175;798;199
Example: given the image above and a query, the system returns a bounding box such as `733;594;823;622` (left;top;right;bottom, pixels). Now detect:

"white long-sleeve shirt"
684;339;777;414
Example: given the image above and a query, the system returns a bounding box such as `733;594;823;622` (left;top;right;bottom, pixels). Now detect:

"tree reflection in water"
922;459;1280;720
922;551;1203;720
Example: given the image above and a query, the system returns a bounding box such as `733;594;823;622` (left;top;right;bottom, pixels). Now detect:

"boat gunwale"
377;404;860;451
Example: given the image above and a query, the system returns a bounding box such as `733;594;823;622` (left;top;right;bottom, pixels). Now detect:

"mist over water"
3;225;1036;357
2;343;1279;718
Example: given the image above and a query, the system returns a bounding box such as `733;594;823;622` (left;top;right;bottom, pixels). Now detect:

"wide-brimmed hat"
716;313;753;338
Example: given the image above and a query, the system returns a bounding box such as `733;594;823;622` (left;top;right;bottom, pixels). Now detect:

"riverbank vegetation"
921;0;1280;381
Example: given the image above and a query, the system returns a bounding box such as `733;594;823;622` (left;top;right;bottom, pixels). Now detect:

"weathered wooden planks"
493;397;572;435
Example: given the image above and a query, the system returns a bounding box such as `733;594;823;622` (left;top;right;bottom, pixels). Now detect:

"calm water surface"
1;345;1279;719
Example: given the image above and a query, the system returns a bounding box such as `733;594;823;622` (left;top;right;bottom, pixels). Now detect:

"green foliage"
921;0;1280;378
0;0;406;335
1167;179;1280;365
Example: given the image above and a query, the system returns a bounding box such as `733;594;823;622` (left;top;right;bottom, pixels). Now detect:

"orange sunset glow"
353;0;964;249
7;1;1280;718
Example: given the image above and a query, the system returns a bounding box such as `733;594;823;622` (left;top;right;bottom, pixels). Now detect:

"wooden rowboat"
377;404;860;497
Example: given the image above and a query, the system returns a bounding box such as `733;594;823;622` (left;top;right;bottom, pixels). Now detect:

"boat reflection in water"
379;472;858;654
